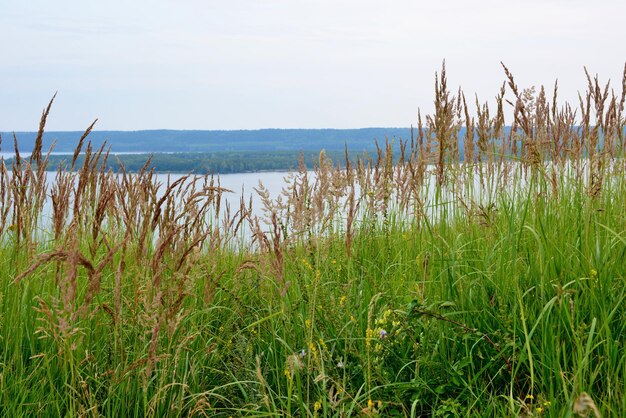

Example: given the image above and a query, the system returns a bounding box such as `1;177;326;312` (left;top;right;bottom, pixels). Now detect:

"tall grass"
1;62;626;416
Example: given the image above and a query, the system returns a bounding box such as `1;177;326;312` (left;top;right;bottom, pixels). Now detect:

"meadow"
1;63;625;416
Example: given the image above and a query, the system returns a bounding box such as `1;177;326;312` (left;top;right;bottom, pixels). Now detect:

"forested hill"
2;128;412;153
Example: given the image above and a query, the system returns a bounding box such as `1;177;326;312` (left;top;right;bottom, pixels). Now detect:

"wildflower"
337;360;344;368
590;269;598;278
302;258;313;271
367;399;375;410
543;401;551;406
536;406;543;413
300;349;306;358
525;394;534;400
305;319;311;329
377;400;383;409
339;295;347;306
319;338;327;350
350;315;356;322
366;328;374;347
379;329;388;339
383;309;392;321
314;401;322;412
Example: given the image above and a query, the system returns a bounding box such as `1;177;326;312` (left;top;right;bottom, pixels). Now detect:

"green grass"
3;62;625;416
1;164;625;417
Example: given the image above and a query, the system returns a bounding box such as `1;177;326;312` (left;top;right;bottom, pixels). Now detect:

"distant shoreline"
1;150;356;174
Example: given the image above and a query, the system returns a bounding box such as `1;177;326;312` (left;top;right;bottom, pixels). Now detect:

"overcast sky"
1;0;624;131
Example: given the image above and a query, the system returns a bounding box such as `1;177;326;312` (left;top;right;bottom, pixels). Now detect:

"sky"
1;0;625;131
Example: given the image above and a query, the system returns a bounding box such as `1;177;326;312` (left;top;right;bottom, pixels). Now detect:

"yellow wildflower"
318;338;327;350
301;258;313;270
314;401;322;412
383;309;392;320
366;328;374;347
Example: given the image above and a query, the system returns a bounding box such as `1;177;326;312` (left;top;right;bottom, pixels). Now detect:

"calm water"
1;151;298;234
1;152;290;205
1;167;291;231
1;151;540;236
172;170;292;216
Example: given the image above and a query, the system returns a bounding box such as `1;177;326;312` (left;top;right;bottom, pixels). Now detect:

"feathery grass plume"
30;92;56;168
573;392;601;418
417;109;425;154
71;119;97;170
502;62;532;139
429;60;460;187
462;92;475;165
618;62;626;150
0;143;10;237
76;239;125;320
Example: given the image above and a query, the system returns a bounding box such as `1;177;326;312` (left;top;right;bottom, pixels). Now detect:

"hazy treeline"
30;150;372;174
2;127;411;153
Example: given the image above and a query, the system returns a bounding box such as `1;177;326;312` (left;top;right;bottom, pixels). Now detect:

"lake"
1;152;290;204
1;151;544;240
1;150;294;231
